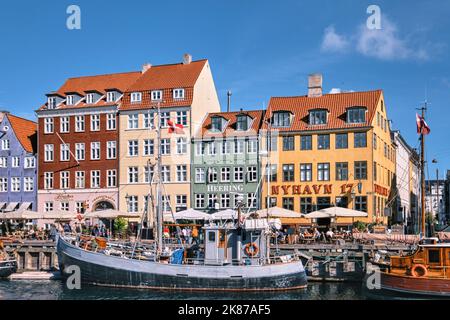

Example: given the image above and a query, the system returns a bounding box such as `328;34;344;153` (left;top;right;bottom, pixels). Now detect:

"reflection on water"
0;280;368;300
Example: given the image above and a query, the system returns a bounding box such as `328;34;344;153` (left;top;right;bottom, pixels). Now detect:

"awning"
209;209;237;220
4;202;19;212
0;210;41;220
0;202;6;210
17;202;32;211
171;209;211;221
84;209;141;219
248;207;304;219
305;207;368;219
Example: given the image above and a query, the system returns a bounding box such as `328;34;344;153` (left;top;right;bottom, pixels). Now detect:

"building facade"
425;179;446;224
0;112;37;212
191;110;265;213
36;71;141;214
118;56;221;216
260;74;396;226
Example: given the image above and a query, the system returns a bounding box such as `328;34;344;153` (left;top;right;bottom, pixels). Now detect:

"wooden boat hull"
0;260;17;279
57;235;307;292
379;271;450;297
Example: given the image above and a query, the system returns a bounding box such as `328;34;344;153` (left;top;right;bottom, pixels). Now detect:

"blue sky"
0;0;449;176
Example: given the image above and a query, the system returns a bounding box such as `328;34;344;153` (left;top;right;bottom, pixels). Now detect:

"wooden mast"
420;103;427;237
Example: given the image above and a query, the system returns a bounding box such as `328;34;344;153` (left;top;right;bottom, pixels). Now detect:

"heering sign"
207;184;244;193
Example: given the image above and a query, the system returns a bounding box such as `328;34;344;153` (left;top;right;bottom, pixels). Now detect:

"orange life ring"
244;243;259;257
411;264;428;278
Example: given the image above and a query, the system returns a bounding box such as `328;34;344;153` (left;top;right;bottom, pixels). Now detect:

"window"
272;112;291;127
247;140;257;153
234;139;245;154
127;196;138;213
60;144;70;161
300;197;313;214
151;90;162;101
131;92;142;103
44;144;54;162
309;110;327;125
173;88;185;99
1;140;9;150
0;178;7;192
143;139;154;156
128;114;138;129
209;168;218;183
195;194;205;208
91;170;100;188
176;137;187;154
282;198;294;210
300;135;312;150
86;93;94;104
195;168;205;183
318;134;330;149
247;193;256;208
44;118;54;133
128;140;138;157
10;177;20;192
160;112;170;128
347;107;366;123
144;166;154;183
374;161;377;181
60;171;70;189
336;197;348;208
283;164;295;182
76;202;84;214
221;194;230;208
208;194;216;208
267;164;277;182
176;195;187;209
234;167;244;182
161;166;170;182
373;133;377;150
354;132;367;148
106;91;116;103
60;117;70;133
355;161;367;180
90;114;100;131
24;157;35;169
300;164;312;182
207;142;216;155
60;202;69;211
318;163;330;181
160;138;170;155
44;202;54;212
143;112;154;129
336;162;348;181
44;172;53;190
107;114;116;130
176;111;187;126
317;197;331;210
247;166;257;182
75;171;85;189
283;136;295;151
66;95;74;105
90;142;100;160
428;250;440;264
211;117;223;132
75;143;85;161
12;157;20;168
0;157;6;168
355;196;367;212
236;115;248;131
336;133;348;149
48;97;57;109
377;112;381;126
128;167;139;183
106;141;116;159
221;167;231;182
176;165;187;182
75;116;85;132
222;140;233;154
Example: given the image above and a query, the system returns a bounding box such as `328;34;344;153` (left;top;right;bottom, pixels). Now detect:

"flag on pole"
167;120;185;134
416;113;430;135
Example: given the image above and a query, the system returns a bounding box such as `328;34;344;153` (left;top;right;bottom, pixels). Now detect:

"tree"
114;217;128;238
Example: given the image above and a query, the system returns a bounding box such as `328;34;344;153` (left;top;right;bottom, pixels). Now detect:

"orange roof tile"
262;90;382;132
6;114;37;153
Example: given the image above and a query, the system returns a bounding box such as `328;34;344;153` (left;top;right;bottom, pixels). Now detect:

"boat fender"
411;264;428;278
244;243;259;257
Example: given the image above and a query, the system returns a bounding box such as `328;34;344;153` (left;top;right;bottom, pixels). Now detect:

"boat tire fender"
411;264;428;278
244;243;259;257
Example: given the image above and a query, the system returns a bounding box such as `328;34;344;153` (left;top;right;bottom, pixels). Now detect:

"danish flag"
167;120;185;134
416;113;431;135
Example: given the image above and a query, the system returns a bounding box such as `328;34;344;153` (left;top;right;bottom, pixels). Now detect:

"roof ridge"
270;89;382;99
66;70;141;80
6;113;37;125
210;109;264;115
148;59;208;69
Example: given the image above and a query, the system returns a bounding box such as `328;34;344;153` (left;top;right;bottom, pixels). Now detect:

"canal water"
0;280;405;300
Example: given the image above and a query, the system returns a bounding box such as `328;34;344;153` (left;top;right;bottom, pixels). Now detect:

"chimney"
183;53;192;65
142;63;152;73
0;111;9;123
308;73;323;98
227;90;232;112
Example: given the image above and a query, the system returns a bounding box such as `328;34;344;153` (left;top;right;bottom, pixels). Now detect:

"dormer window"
48;97;57;109
272;112;291;128
106;92;116;102
173;88;185;99
86;93;94;104
309;109;327;125
131;92;142;103
66;95;74;105
211;116;224;132
347;107;366;123
236;115;250;131
151;90;163;101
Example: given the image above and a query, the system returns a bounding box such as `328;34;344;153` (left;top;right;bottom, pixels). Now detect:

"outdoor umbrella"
249;207;304;219
171;208;210;221
209;209;237;220
0;210;42;220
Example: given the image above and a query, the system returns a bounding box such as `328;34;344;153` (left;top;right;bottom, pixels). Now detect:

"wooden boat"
375;240;450;297
0;240;18;279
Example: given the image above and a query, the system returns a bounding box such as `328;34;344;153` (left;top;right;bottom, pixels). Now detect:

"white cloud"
321;26;349;53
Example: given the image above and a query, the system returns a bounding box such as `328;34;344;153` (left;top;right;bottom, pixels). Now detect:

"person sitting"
313;228;321;242
326;229;334;243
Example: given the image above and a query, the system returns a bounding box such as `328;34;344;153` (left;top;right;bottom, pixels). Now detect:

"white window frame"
106;91;116;103
66;95;74;105
143;139;154;156
60;171;70;189
131;92;142;103
151;90;162;101
128;167;139;184
176;165;187;182
1;139;10;150
90;142;101;160
90;170;101;188
75;143;85;161
75;115;85;132
44;144;54;162
44;118;54;133
0;177;7;192
90;114;100;131
24;157;35;169
107;113;116;130
173;88;185;99
11;177;20;192
107;169;117;188
44;172;54;190
128;114;139;129
107;141;117;159
86;93;94;104
128;140;139;157
195;168;205;183
11;157;20;168
176;137;187;154
75;171;85;189
60;144;70;162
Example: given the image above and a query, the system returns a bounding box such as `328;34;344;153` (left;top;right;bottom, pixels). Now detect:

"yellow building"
260;74;396;226
118;56;220;218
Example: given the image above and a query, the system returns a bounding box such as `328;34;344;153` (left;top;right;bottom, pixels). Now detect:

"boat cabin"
203;219;270;266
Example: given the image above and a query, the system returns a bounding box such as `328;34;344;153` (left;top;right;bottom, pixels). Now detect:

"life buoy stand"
244;243;259;257
411;264;428;278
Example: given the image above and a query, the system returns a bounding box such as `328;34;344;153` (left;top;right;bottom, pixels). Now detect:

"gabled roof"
5;114;37;153
120;60;207;110
262;90;382;132
198;110;265;138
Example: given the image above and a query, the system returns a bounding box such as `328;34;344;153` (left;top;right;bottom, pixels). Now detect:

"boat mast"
156;102;163;257
420;102;427;237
